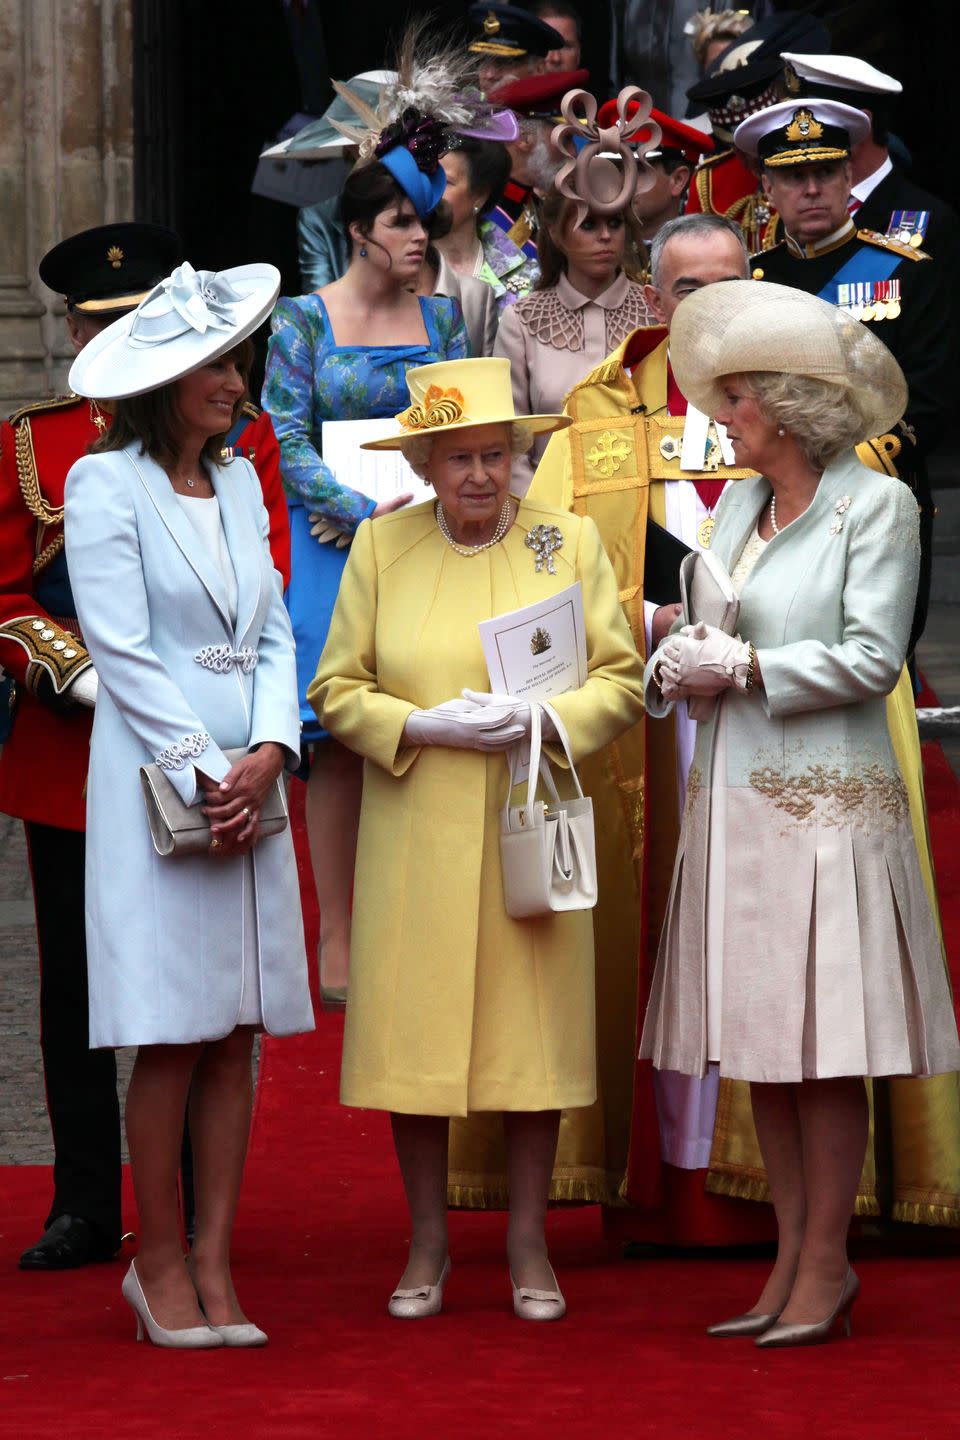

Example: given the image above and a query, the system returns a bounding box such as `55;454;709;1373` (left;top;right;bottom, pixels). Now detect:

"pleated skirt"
640;708;960;1084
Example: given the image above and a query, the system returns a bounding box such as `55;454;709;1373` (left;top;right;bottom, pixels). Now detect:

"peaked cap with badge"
38;222;181;316
468;4;564;60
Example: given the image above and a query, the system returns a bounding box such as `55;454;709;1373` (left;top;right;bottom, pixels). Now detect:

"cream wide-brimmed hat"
360;357;571;451
669;280;907;439
69;261;281;400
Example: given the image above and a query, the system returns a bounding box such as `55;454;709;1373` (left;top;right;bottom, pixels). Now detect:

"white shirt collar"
851;155;893;204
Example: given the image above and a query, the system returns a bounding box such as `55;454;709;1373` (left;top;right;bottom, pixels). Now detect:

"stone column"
0;0;134;409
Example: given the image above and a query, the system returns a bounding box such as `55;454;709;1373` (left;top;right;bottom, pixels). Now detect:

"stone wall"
0;0;134;409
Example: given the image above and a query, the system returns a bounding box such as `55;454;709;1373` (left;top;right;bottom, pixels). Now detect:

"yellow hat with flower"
360;357;571;451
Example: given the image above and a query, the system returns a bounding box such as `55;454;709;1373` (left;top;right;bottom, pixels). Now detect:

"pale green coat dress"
640;455;960;1084
310;496;645;1116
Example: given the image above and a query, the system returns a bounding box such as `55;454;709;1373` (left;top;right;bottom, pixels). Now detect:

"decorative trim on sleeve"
0;615;91;696
156;732;210;771
194;644;259;674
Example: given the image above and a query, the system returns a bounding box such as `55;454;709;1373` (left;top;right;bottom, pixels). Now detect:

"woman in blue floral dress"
264;146;467;1005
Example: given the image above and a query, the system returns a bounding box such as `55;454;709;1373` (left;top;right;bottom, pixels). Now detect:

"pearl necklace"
436;499;512;556
769;494;779;535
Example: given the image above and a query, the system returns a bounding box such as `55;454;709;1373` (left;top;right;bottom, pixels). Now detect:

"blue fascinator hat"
375;107;449;218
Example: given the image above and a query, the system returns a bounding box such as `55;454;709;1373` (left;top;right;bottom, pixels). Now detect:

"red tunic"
0;398;291;832
685;148;779;253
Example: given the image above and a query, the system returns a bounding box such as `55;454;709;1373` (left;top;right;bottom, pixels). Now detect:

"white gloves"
403;698;526;751
460;690;559;740
68;666;99;708
658;623;753;701
309;513;350;549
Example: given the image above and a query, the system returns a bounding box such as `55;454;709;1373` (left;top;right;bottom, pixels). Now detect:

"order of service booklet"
320;418;420;508
478;582;587;778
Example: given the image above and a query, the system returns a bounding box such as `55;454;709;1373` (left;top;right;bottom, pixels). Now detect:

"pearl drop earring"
777;426;785;436
359;246;367;258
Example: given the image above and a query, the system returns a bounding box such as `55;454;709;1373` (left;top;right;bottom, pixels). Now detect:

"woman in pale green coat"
310;358;644;1321
643;281;960;1348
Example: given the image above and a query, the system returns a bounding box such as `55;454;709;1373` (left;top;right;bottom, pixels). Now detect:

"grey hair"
738;371;872;470
649;213;749;287
402;423;534;479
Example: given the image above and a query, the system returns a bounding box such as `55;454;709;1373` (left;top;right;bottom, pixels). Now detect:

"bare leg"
505;1110;561;1291
306;740;362;992
185;1026;257;1326
748;1082;806;1316
125;1041;205;1329
778;1076;868;1324
391;1113;450;1288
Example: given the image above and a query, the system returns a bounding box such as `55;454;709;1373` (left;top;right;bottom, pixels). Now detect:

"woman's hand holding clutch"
403;699;526;752
658;623;756;701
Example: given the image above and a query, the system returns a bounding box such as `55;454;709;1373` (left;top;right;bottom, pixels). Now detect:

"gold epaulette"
856;228;930;262
694;148;730;173
568;356;625;397
0;616;90;697
6;393;82;427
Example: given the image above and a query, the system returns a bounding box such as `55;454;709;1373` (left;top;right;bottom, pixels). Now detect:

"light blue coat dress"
640;454;960;1084
64;442;315;1048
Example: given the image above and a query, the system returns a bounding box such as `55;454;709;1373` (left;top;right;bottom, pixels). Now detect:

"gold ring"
210;837;221;851
242;806;251;817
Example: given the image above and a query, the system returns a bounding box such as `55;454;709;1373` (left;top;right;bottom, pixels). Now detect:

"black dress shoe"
19;1215;117;1271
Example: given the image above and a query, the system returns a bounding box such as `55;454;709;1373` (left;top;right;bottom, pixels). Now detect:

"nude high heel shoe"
707;1310;780;1338
754;1268;860;1349
388;1257;451;1318
122;1261;223;1349
511;1263;567;1322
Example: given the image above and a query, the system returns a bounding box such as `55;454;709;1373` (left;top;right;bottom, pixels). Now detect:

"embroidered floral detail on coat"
156;732;210;771
749;760;908;827
685;764;703;813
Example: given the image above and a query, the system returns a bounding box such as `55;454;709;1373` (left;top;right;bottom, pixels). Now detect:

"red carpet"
2;760;960;1439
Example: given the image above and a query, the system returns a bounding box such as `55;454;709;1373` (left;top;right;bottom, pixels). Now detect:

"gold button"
752;267;765;280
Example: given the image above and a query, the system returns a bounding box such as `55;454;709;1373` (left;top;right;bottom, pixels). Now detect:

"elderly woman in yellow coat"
309;357;644;1321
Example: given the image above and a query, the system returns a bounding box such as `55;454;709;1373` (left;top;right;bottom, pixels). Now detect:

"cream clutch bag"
499;701;597;919
678;550;740;722
140;746;288;858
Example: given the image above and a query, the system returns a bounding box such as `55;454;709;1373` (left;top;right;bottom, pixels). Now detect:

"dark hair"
534;0;582;40
92;337;253;470
451;136;512;216
653;150;693;178
535;186;648;289
339;160;450;262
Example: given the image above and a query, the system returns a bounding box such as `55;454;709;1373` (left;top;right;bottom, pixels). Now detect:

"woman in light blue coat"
642;282;960;1347
65;263;314;1350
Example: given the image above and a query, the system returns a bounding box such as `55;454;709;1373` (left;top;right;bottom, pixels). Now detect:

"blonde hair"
401;423;534;478
737;371;875;470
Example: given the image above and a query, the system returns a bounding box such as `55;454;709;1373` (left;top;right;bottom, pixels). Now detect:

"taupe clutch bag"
140;746;288;858
678;550;740;722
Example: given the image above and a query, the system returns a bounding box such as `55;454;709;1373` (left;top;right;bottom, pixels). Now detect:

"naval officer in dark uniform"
778;51;960;271
736;99;955;655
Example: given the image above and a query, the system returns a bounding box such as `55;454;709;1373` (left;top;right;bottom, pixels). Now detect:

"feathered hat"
330;25;517;218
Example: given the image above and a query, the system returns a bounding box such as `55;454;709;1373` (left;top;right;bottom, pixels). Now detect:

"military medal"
697;515;716;547
887;209;929;249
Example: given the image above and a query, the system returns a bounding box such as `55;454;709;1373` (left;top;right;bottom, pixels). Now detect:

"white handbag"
499;701;597;919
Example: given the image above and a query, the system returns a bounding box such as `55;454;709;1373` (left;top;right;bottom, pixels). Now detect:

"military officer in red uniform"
684;13;830;252
1;224;290;1270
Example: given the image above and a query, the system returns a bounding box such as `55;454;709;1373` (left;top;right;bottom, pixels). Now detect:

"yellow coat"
309;496;645;1117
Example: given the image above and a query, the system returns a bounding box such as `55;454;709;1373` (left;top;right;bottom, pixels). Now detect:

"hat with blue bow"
68;260;280;400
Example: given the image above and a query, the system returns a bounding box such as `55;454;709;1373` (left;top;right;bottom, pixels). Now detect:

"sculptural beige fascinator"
669;279;908;439
550;86;663;224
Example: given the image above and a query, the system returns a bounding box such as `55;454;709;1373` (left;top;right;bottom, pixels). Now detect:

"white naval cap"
780;53;903;96
735;98;870;165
